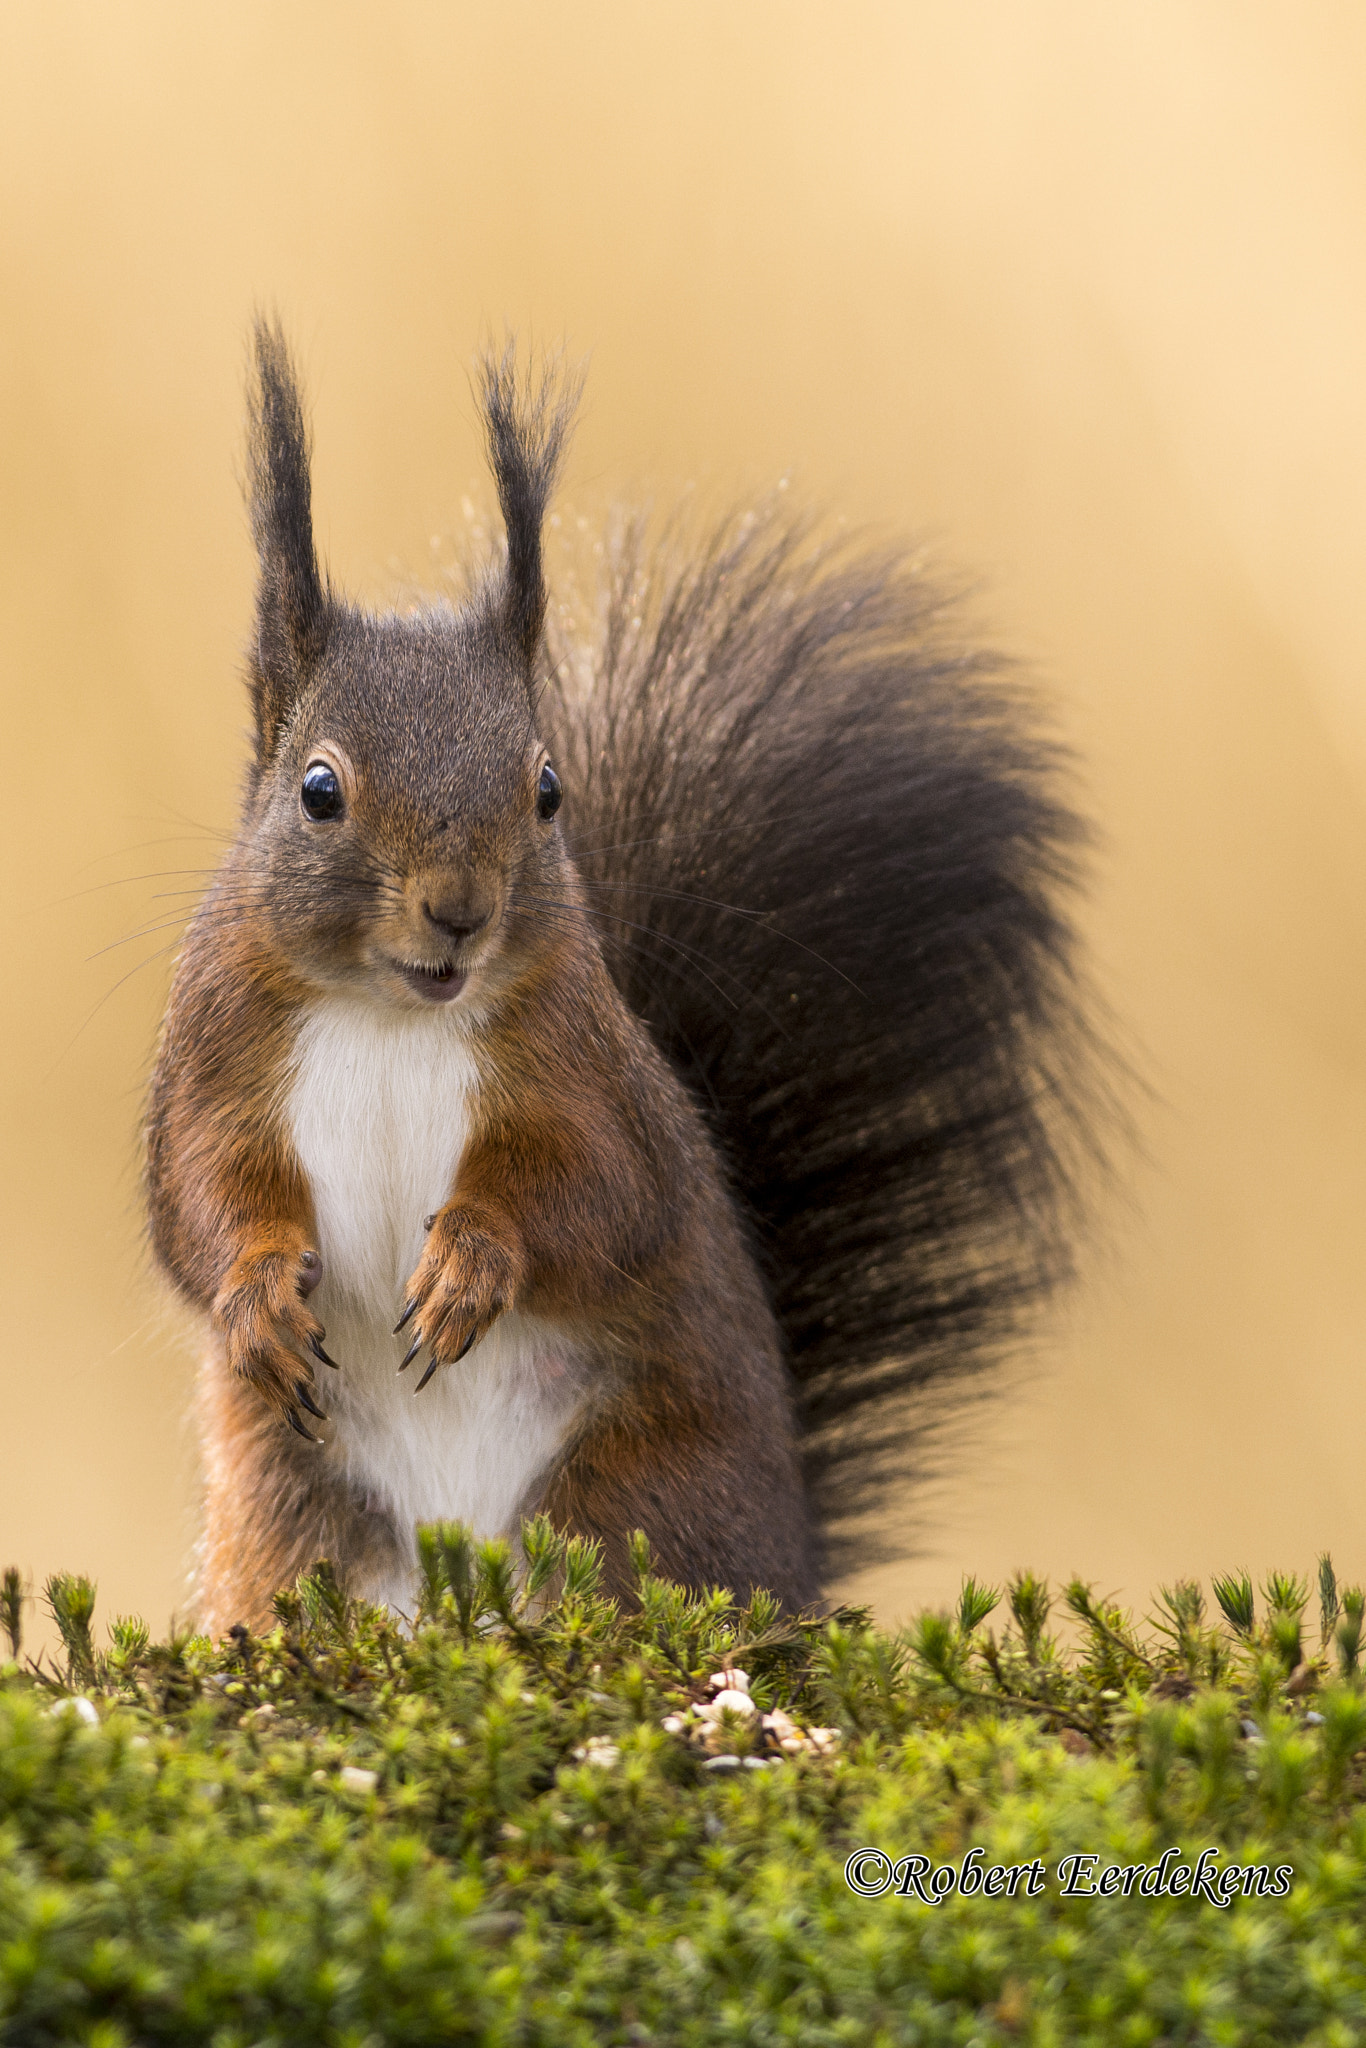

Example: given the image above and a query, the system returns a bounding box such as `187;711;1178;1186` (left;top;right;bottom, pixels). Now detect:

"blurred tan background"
3;2;1365;1639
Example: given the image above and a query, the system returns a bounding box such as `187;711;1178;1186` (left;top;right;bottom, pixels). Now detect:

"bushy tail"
543;504;1108;1565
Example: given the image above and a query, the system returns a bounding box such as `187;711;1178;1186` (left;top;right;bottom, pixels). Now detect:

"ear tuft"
479;344;582;665
246;316;327;758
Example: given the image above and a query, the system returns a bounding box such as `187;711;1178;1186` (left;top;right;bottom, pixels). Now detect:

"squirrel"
145;321;1099;1637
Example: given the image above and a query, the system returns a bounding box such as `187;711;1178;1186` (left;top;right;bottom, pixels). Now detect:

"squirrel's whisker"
511;889;752;999
58;865;224;904
572;877;862;995
513;889;786;1025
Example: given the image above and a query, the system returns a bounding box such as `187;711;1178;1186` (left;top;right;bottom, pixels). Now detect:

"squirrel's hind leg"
541;1389;821;1614
196;1347;405;1638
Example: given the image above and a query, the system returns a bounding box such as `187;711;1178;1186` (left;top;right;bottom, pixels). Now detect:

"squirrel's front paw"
213;1235;337;1442
395;1205;521;1392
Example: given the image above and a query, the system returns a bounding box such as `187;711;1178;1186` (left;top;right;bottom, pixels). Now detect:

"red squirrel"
145;322;1098;1635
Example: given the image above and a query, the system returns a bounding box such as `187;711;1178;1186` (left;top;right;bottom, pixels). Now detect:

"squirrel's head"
237;321;581;1012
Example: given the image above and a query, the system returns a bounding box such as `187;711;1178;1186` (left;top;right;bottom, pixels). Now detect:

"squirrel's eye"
536;762;563;821
301;762;344;822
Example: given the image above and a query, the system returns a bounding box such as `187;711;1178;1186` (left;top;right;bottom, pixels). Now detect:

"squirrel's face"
245;605;567;1012
238;327;582;1014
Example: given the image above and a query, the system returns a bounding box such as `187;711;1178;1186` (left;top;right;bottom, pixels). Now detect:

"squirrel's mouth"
395;959;467;1005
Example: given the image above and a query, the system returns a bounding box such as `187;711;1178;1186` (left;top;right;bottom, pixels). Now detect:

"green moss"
3;1530;1366;2044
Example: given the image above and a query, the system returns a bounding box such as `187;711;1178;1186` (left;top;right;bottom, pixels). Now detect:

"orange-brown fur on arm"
146;890;328;1430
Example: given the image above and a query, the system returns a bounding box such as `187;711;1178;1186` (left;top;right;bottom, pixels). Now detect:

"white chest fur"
284;997;583;1606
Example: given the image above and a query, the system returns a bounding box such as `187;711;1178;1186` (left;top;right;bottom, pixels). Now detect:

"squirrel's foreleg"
148;958;337;1444
212;1226;335;1438
394;1197;526;1391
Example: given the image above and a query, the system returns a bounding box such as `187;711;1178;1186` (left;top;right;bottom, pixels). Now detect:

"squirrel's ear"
246;318;327;761
479;346;581;667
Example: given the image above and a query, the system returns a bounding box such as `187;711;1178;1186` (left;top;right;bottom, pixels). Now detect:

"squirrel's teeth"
395;957;464;1001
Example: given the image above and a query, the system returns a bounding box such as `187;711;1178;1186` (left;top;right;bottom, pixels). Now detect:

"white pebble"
339;1765;379;1794
49;1696;99;1726
572;1737;620;1768
705;1689;756;1718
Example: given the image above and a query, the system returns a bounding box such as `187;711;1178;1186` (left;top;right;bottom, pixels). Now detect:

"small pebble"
573;1737;620;1768
49;1696;99;1727
339;1765;379;1794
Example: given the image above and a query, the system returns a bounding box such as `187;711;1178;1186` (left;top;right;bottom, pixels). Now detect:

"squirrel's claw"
309;1331;340;1370
295;1381;328;1421
397;1330;424;1371
286;1407;323;1444
400;1207;517;1375
393;1298;419;1335
414;1316;492;1393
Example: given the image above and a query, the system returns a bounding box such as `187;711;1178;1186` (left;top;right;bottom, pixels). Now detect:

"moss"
3;1530;1366;2044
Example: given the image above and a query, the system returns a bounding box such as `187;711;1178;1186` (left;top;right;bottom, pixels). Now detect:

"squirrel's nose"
422;897;490;948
